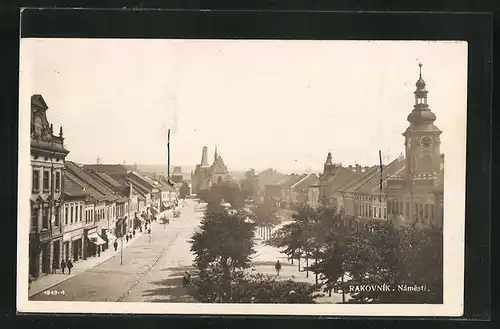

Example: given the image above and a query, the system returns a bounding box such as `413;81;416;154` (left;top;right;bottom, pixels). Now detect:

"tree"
253;199;281;240
190;210;256;302
179;182;190;199
241;169;259;200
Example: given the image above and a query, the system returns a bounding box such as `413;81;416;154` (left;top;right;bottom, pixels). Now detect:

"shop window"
32;170;40;192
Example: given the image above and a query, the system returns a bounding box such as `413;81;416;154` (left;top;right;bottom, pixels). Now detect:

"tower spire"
419;62;423;77
214;145;218;161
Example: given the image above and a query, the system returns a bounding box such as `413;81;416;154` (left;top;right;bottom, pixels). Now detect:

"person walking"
66;259;73;275
60;259;66;274
113;240;118;252
133;230;136;237
182;273;188;287
126;234;129;243
275;260;282;276
52;259;57;274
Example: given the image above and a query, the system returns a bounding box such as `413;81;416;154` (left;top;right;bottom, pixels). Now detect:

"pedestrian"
133;230;136;237
97;247;101;257
129;233;132;240
113;240;118;252
275;260;282;276
182;274;188;287
67;259;73;275
60;259;66;274
52;259;57;274
126;234;129;243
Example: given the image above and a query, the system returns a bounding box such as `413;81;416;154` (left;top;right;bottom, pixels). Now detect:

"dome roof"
407;109;436;125
415;76;426;89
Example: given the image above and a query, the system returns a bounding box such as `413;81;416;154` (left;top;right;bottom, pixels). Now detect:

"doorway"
53;240;60;269
41;243;50;274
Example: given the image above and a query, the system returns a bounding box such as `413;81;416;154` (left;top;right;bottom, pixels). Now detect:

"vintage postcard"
17;39;467;316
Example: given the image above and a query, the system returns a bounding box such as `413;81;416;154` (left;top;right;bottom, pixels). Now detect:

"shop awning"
88;232;106;245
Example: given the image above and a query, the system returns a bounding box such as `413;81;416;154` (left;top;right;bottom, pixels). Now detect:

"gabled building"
65;161;117;252
338;157;406;221
29;94;70;280
308;152;363;209
290;173;319;206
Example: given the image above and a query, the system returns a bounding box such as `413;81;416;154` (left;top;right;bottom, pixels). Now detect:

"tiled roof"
96;172;124;188
65;161;118;202
64;171;105;201
63;176;89;198
82;164;128;175
281;174;306;189
291;173;319;190
129;171;155;189
341;159;405;194
338;166;380;193
320;168;362;195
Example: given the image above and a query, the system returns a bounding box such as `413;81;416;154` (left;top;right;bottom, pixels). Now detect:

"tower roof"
324;151;333;166
406;63;440;131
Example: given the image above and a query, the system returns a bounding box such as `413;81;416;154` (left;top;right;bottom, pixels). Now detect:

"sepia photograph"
17;38;467;316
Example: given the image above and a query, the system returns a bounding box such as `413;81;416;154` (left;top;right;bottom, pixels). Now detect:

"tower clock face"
420;136;433;149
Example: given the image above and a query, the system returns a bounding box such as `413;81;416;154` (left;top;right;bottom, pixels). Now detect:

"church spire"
407;63;437;127
214;145;218;162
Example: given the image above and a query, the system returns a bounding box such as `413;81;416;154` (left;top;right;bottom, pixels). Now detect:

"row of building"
29;94;180;280
260;64;444;228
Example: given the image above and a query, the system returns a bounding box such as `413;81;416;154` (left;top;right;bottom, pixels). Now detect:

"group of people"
54;259;74;275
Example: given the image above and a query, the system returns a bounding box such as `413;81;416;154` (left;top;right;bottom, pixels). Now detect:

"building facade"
191;146;231;194
29;94;70;279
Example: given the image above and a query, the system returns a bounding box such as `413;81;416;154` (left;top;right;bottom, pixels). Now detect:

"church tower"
403;63;442;179
323;151;335;177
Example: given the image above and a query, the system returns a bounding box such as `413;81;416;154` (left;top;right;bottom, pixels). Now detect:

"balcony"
38;229;52;242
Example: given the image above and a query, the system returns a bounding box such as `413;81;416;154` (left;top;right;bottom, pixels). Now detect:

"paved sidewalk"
28;226;148;298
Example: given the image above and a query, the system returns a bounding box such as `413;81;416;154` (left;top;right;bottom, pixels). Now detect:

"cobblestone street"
30;199;203;302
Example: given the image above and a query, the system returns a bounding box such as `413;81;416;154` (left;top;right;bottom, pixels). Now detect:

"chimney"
201;146;209;167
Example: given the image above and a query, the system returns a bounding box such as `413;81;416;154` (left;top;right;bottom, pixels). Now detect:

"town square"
20;39;467;306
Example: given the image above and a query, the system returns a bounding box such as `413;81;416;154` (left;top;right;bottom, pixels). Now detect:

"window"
382;208;386;219
43;170;50;191
42;207;49;229
424;204;429;219
32;170;40;191
431;204;435;221
80;205;83;222
54;207;59;226
65;206;68;225
70;206;74;224
55;172;61;190
406;202;409;217
399;201;403;215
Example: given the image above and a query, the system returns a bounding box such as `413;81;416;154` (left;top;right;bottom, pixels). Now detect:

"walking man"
275;260;282;276
60;259;66;274
126;234;129;243
52;259;57;274
66;259;73;275
113;240;118;252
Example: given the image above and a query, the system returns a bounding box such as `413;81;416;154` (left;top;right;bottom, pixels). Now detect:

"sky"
19;39;467;173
